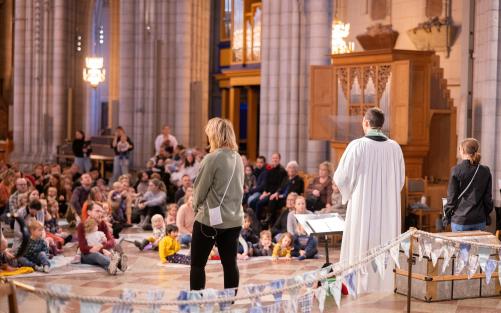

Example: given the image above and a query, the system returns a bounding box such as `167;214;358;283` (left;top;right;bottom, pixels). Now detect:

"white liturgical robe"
334;136;405;293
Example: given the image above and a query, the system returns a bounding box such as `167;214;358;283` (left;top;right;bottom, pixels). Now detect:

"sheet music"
294;213;345;235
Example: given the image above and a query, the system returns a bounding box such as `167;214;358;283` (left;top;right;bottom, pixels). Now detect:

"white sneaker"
43;265;50;273
107;253;119;275
119;253;128;272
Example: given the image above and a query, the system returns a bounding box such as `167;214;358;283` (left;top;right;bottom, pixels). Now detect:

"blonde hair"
205;118;238;152
84;218;98;233
277;232;293;248
260;230;272;240
151;214;164;225
29;220;44;232
319;161;333;176
460;138;481;165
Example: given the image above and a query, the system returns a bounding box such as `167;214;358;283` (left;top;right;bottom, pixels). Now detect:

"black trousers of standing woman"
190;220;242;290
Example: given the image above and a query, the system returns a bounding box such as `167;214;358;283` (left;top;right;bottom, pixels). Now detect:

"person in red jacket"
77;202;127;275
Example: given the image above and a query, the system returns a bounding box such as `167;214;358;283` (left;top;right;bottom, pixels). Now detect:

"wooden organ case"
309;49;457;182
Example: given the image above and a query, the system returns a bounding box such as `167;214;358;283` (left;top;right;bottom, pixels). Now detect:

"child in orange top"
272;232;293;260
158;224;190;265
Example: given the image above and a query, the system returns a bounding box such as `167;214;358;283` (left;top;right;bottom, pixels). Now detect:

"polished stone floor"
1;227;501;312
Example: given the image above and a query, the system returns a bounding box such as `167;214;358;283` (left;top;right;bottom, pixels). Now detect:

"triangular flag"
297;291;314;313
359;265;369;293
112;289;136;313
188;291;203;313
374;253;386;279
417;240;424;261
478;246;491;272
201;289;217;313
217;289;235;312
430;239;442;268
390;245;400;269
344;272;357;298
371;258;378;273
46;284;71;313
400;238;411;258
260;301;281;313
80;301;102;313
176;290;189;313
320;265;333;277
246;284;266;306
314;283;328;312
303;271;318;289
329;278;342;309
423;238;432;258
286;276;303;313
270;279;285;302
143;289;164;313
459;243;471;263
485;259;498;285
441;244;456;274
467;254;479;279
249;305;264;313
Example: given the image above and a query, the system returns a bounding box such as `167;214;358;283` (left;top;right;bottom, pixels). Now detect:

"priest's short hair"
364;107;385;129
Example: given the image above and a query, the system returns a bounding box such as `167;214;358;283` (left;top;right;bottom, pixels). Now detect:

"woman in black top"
444;138;493;232
72;130;92;173
111;126;134;183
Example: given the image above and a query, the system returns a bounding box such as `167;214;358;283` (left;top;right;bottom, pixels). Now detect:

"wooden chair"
404;176;441;232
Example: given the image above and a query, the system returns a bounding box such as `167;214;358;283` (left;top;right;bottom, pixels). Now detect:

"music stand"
294;213;345;266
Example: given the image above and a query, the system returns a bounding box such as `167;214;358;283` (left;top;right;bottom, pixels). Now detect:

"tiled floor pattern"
1;227;500;312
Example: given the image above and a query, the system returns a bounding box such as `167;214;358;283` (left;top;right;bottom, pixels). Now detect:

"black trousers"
190;220;242;291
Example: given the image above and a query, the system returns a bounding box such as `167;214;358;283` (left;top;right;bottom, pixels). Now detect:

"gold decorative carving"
377;64;391;101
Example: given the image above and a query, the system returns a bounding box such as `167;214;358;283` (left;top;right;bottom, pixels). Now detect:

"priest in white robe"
334;107;405;293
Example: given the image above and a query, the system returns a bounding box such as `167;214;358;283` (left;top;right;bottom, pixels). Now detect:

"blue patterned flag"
478;247;491;272
245;284;266;307
112;289;136;313
344;272;357;298
297;291;314;313
459;243;471;263
270;279;285;302
218;288;235;312
188;290;203;313
177;290;189;313
467;254;479;279
46;285;71;313
142;289;164;313
485;259;498;285
201;289;217;313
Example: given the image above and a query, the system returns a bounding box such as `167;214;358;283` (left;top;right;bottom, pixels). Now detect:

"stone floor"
1;227;500;312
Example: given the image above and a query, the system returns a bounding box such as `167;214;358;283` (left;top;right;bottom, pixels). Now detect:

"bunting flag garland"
417;239;424;261
374;253;387;279
467;254;479;279
270;279;285;302
344;272;357;298
297;291;314;313
286;275;304;313
430;239;443;268
389;245;400;269
485;259;498;285
46;285;71;313
80;301;102;313
423;238;432;259
201;289;217;313
440;244;456;274
142;289;164;313
400;238;411;258
303;271;318;289
245;284;266;307
455;243;471;274
217;289;236;312
478;247;491;272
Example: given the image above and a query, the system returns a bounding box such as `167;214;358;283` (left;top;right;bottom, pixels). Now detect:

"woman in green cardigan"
190;118;245;292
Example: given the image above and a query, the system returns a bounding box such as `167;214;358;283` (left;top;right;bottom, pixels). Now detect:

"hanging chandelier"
331;20;355;54
83;57;105;88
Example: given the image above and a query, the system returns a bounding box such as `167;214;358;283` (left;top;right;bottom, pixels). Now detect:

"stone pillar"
12;0;26;160
472;0;501;205
260;0;330;172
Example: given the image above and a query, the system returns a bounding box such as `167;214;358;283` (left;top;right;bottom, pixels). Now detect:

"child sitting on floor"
272;232;293;260
18;221;51;273
84;219;112;258
292;224;318;260
159;224;190;265
241;213;259;245
0;233;16;271
251;230;274;257
165;204;177;225
135;214;166;251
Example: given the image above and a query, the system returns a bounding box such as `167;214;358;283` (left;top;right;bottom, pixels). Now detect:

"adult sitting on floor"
138;178;167;230
77;202;127;275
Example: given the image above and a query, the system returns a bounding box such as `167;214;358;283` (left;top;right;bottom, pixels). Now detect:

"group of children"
132;195;318;265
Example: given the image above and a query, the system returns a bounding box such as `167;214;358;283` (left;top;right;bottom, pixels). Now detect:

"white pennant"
485;259;498;285
201;289;217;313
430;239;443;268
314;283;328;312
423;238;432;259
467;254;479;279
478;247;491;272
286;276;303;313
188;291;203;313
417;240;424;261
374;253;387;279
441;244;456;274
400;238;411;258
329;278;343;309
359;265;369;293
47;285;71;313
80;301;102;313
389;245;400;269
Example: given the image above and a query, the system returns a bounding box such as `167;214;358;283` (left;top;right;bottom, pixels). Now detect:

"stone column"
12;0;26;160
